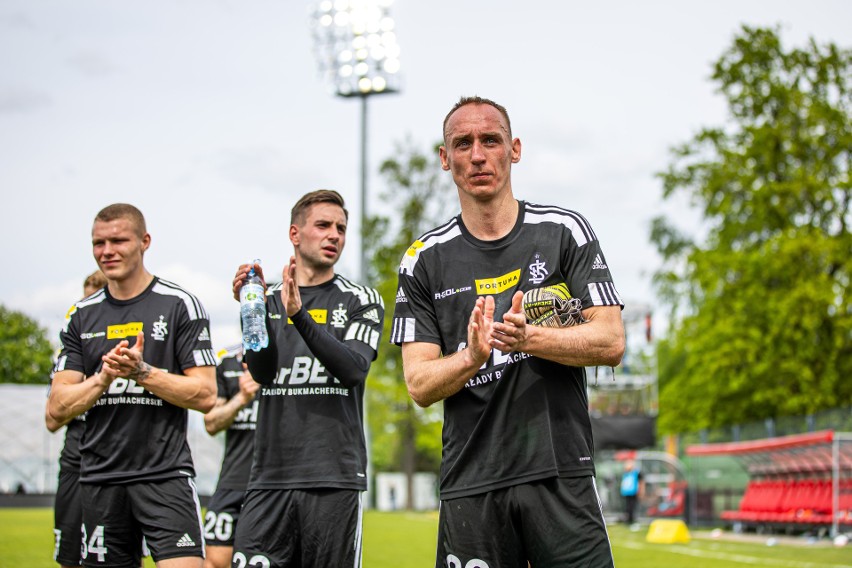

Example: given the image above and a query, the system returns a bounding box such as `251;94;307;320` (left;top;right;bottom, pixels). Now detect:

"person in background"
46;270;106;568
620;458;645;526
202;344;258;568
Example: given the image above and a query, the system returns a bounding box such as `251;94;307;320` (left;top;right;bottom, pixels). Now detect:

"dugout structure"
686;430;852;537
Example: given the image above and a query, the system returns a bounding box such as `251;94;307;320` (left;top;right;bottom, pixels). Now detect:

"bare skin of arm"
47;367;116;426
101;332;217;413
401;292;625;408
204;367;259;435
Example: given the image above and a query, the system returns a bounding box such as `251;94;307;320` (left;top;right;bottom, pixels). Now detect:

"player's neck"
107;270;154;300
295;263;335;287
460;193;519;241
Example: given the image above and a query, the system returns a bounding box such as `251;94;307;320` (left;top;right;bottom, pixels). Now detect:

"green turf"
2;508;850;567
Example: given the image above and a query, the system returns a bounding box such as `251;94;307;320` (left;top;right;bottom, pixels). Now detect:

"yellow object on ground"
645;519;691;544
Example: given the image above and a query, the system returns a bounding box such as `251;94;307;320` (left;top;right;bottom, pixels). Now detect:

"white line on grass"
617;541;849;568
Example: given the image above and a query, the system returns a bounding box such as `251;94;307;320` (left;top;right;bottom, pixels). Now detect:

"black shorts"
232;488;363;568
80;477;204;567
204;488;247;546
437;476;613;568
54;469;83;567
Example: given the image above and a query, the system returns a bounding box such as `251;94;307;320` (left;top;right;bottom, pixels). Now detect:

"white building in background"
375;472;438;511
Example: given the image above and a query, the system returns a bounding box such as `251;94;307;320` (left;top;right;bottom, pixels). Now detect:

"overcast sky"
1;0;849;351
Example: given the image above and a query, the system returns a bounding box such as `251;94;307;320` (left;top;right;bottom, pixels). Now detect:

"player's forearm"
521;317;624;367
140;367;217;413
45;404;71;432
47;376;109;424
291;307;371;387
403;347;482;407
204;395;249;434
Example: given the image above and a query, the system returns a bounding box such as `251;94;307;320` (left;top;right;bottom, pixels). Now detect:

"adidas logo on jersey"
396;288;408;303
198;327;210;341
362;308;381;324
592;254;608;270
176;534;196;548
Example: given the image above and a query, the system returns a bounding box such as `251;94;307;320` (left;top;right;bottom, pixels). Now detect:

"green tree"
364;138;455;508
651;26;852;434
0;305;55;384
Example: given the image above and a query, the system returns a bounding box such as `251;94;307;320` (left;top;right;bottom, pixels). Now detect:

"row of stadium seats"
721;478;852;525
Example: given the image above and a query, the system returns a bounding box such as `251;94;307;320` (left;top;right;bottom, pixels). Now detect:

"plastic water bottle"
240;260;269;352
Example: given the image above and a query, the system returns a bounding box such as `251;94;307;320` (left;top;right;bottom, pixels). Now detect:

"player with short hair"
48;203;217;568
229;189;384;568
391;96;626;567
47;270;107;568
202;345;258;568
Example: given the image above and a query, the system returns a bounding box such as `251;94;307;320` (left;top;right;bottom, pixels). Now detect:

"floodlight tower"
310;0;401;283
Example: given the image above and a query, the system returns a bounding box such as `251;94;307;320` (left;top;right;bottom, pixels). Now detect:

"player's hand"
102;332;152;383
491;291;528;353
232;262;266;301
238;363;259;403
280;256;302;317
464;296;495;367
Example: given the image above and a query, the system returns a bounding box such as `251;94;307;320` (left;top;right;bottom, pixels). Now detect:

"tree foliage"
652;26;852;433
0;305;55;384
364;138;456;494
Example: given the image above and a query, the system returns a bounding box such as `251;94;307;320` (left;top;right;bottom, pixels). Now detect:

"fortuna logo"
528;253;549;284
592;254;608;270
198;327;210;341
151;315;168;341
362;308;381;324
475;269;521;295
108;322;143;340
331;304;348;328
176;534;195;548
395;288;408;303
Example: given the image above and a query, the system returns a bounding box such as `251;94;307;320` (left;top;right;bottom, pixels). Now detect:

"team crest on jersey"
331;304;348;328
528;253;550;284
151;315;168;341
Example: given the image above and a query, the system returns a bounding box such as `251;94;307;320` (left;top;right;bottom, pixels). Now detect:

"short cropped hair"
290;190;348;225
94;203;147;238
442;96;513;142
83;270;107;291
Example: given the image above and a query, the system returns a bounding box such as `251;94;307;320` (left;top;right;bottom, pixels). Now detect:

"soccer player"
229;189;384;568
48;203;217;568
46;270;107;568
391;97;626;567
202;344;258;568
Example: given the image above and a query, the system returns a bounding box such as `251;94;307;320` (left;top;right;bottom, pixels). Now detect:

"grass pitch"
2;508;850;567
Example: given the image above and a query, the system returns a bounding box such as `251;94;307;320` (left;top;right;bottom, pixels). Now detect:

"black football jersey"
54;277;216;484
391;201;624;499
248;275;383;491
213;347;258;491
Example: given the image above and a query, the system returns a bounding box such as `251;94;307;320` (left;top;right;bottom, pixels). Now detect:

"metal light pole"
310;0;401;507
310;0;401;282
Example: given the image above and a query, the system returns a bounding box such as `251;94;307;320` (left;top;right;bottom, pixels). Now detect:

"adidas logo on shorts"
176;533;196;548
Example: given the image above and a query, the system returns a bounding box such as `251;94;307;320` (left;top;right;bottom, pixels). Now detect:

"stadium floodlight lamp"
311;0;401;99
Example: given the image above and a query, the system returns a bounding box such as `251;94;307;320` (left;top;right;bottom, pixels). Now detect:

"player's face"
292;202;347;270
91;218;150;283
440;103;521;202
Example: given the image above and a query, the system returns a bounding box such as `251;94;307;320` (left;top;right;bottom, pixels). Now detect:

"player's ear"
289;224;299;246
439;145;450;171
141;232;151;253
511;138;521;164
